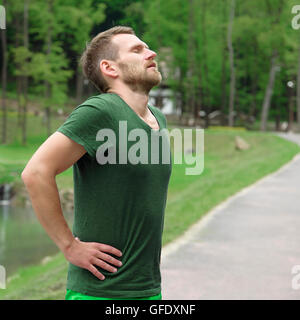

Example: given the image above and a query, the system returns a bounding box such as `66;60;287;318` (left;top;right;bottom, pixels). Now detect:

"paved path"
161;132;300;300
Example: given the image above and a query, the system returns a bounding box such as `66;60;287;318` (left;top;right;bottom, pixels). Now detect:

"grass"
0;116;300;299
0;253;68;300
0;111;74;188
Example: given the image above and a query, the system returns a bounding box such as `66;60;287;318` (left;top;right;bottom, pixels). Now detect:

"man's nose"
145;48;157;60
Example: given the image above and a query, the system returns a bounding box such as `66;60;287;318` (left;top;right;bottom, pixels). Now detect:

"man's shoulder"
73;94;116;116
79;93;113;108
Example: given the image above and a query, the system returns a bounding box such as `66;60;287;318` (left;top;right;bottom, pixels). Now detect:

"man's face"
111;34;162;93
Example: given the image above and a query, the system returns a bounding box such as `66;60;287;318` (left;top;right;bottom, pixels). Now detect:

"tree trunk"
177;68;185;121
201;0;210;128
76;67;84;104
21;0;30;145
297;43;300;128
247;42;258;124
15;9;22;127
260;0;283;132
1;0;7;144
45;0;53;137
287;85;294;132
220;41;227;125
275;102;281;132
227;0;236;127
260;50;278;131
220;0;227;126
187;0;197;122
45;106;51;136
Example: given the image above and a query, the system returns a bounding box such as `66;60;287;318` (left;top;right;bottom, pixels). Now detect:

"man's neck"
108;84;149;118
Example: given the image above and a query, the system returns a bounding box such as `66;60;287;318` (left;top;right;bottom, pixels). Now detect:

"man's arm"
21;132;122;280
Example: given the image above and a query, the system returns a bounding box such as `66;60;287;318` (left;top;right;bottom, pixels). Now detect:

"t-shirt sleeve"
56;105;108;158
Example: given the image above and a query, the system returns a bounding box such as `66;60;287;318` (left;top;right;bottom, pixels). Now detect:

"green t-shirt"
56;93;172;298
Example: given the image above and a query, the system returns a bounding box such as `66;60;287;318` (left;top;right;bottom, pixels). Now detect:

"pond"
0;204;73;277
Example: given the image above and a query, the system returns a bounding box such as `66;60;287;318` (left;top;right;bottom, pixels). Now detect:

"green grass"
0;253;68;300
0;111;74;187
0;120;300;299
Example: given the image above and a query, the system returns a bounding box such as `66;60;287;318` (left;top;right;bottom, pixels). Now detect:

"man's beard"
118;62;162;94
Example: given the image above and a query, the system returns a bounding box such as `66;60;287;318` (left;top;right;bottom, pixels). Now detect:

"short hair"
80;26;135;93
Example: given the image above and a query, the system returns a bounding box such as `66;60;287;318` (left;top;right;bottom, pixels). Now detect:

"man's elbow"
21;165;45;186
22;164;56;185
21;167;37;187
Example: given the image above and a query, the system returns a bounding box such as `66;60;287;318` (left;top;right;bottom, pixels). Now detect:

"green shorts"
65;289;162;300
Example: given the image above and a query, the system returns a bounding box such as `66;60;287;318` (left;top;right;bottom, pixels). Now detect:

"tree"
297;41;300;128
200;0;211;127
227;0;236;127
44;0;54;136
187;0;199;122
220;0;228;125
143;0;190;118
260;0;284;131
260;51;280;131
1;0;7;144
20;0;30;145
2;0;300;137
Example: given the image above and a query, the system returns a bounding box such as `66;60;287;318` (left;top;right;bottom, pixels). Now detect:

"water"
0;184;11;205
0;204;73;277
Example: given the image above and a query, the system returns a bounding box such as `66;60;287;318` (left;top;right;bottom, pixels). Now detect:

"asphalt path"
161;132;300;300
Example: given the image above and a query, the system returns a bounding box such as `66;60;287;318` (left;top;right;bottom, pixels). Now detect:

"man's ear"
99;60;118;79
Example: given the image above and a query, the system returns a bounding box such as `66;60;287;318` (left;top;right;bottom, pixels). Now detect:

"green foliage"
11;46;32;77
141;0;300;125
1;0;300;135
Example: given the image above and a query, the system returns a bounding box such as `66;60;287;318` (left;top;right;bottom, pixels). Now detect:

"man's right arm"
21;132;122;280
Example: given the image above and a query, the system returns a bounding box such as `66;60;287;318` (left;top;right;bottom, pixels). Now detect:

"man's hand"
64;237;123;280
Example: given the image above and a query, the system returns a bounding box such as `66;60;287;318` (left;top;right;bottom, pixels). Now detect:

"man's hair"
80;26;135;93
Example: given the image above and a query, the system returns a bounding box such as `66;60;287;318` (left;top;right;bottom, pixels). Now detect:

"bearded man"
21;26;172;300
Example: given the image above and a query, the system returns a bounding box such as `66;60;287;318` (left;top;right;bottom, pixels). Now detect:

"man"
21;26;172;300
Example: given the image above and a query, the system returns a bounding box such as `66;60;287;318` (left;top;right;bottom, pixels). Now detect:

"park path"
161;132;300;300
